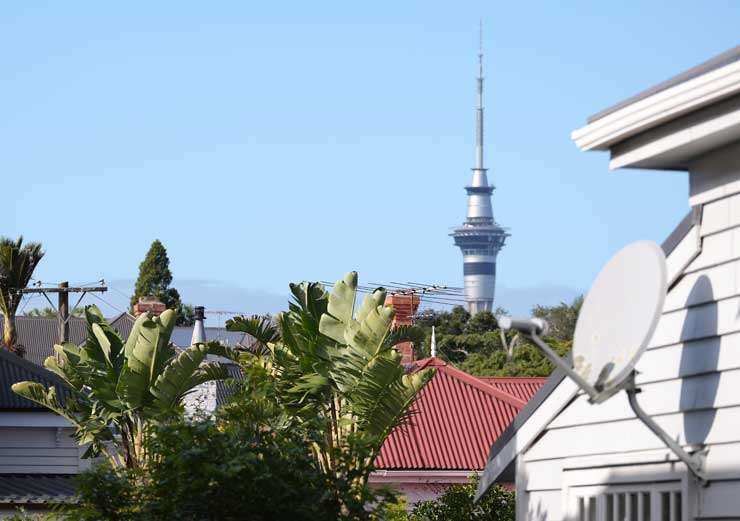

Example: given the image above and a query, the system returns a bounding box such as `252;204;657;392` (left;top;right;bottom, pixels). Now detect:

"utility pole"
21;282;108;343
58;281;69;345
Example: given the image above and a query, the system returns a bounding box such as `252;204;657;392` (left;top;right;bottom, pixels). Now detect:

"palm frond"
383;324;425;349
226;315;279;354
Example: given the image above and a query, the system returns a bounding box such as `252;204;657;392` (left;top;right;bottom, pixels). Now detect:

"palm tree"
12;306;233;468
227;272;433;496
0;237;44;354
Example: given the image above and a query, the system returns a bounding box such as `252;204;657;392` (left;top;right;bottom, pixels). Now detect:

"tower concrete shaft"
450;33;509;314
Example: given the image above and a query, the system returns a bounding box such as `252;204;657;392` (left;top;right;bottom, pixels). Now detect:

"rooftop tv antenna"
498;241;707;483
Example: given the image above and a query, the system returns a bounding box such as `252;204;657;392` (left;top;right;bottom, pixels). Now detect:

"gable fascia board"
477;377;578;498
608;94;740;170
572;60;740;152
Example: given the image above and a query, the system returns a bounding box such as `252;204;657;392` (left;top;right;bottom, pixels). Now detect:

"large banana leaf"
150;343;228;411
82;306;122;368
355;288;386;324
344;304;394;356
11;382;80;428
117;310;176;409
319;272;358;343
149;309;177;379
43;343;84;389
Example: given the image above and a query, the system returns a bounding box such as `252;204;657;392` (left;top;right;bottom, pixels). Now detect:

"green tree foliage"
53;307;412;521
130;240;193;326
11;306;232;468
459;339;573;377
532;296;583;341
414;307;505;362
404;477;514;521
177;303;196;327
415;300;581;377
0;236;44;353
226;272;433;507
63;418;345;521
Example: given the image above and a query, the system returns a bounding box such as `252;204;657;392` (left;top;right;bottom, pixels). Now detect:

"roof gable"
375;358;544;471
0;348;69;410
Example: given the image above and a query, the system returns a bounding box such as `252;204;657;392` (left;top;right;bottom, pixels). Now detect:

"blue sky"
3;2;739;319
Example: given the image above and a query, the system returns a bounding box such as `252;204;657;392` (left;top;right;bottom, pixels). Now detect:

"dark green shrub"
408;477;514;521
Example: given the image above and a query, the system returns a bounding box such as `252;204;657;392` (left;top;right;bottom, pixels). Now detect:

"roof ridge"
479;376;548;382
109;312;135;323
437;363;527;409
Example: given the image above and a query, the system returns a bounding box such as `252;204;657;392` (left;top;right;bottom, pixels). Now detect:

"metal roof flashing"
589;46;740;124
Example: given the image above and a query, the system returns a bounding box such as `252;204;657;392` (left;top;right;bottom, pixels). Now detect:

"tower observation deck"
450;33;509;315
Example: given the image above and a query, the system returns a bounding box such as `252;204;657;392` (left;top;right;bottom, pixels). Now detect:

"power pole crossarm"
20;283;108;344
21;286;108;294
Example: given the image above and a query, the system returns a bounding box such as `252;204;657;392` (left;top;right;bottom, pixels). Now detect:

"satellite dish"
490;240;708;487
572;240;667;394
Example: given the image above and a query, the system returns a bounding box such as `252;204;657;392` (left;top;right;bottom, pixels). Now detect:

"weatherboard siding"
0;427;81;474
518;187;740;520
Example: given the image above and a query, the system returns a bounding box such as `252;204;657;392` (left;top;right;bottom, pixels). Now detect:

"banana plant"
12;305;232;468
227;272;433;490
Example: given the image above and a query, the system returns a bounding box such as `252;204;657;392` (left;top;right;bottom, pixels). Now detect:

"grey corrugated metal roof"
0;348;69;410
0;316;87;366
106;314;253;349
108;312;135;341
0;474;76;504
588;45;740;123
169;326;246;348
216;363;244;408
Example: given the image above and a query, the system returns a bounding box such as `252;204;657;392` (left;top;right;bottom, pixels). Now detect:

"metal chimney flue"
191;306;207;345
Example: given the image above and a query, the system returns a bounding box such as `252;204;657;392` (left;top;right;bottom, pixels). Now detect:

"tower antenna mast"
450;21;510;315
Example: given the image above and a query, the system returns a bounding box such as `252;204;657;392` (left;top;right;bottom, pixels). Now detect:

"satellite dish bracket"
624;371;709;486
527;330;709;485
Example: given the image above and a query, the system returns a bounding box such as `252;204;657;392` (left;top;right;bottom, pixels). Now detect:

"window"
569;483;682;521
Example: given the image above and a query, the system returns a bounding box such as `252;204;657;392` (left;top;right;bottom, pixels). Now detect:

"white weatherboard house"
477;46;740;521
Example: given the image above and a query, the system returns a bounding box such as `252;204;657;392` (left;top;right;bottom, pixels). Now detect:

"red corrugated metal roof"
375;358;545;471
478;376;547;402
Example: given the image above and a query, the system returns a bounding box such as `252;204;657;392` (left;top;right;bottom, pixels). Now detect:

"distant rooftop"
588;45;740;123
375;357;545;471
0;313;255;368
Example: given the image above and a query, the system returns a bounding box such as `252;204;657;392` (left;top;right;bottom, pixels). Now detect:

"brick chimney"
132;296;167;317
385;293;420;364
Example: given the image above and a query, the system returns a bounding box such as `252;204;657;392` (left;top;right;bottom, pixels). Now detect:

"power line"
86;291;129;316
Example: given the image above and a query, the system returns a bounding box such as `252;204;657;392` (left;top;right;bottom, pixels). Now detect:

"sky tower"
450;29;509;315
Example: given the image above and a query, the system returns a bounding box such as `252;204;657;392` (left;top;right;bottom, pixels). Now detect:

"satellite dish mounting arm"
624;372;708;485
500;317;709;485
499;317;602;401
